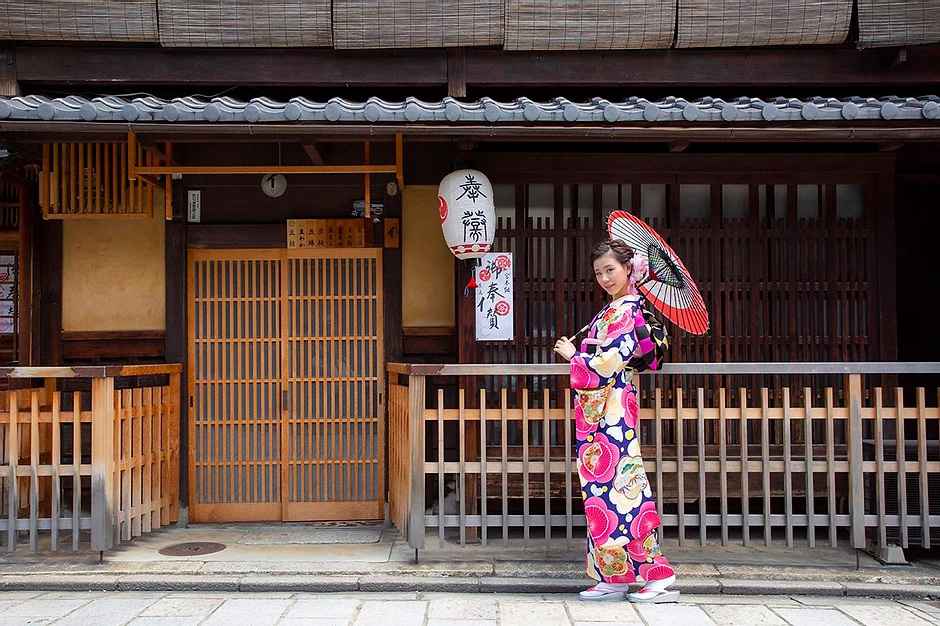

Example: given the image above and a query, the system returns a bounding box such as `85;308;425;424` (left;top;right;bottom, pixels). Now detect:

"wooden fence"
388;362;940;558
0;364;180;553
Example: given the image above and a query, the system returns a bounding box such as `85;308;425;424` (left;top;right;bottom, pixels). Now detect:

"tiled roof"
1;95;939;124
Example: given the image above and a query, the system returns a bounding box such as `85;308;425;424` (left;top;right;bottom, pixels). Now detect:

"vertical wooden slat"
29;391;39;552
501;388;509;545
718;387;728;545
91;376;116;554
846;374;865;550
543;388;551;543
874;387;886;550
564;387;572;544
94;143;101;213
782;387;794;547
77;142;84;213
655;387;663;522
825;387;837;547
697;387;706;545
522;387;530;543
51;391;61;551
458;388;466;545
739;388;750;546
143;387;153;534
112;142;119;212
804;387;815;548
917;387;929;548
7;393;18;552
437;389;445;544
760;388;771;546
72;391;81;551
481;389;489;545
121;388;131;542
676;387;685;545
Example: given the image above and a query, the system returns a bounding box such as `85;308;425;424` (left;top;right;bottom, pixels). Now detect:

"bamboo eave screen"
504;0;674;50
676;0;852;48
857;0;940;48
0;0;158;42
39;142;158;219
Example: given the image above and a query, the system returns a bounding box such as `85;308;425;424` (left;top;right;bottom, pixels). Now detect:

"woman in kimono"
553;239;679;603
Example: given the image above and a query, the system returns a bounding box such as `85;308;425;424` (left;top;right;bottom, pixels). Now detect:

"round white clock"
261;173;287;198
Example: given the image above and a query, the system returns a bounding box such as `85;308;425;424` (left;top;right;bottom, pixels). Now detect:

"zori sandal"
578;582;630;601
626;587;680;604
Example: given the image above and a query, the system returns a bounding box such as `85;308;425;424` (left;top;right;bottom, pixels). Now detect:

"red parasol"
607;210;710;335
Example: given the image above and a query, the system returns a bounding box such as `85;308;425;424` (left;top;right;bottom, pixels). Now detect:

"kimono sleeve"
569;300;641;391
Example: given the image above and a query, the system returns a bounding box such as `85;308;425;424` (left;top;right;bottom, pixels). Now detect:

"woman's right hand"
554;336;576;361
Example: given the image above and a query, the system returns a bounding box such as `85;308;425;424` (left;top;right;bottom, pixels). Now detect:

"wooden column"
165;218;187;513
846;374;866;549
90;376;115;554
407;373;426;553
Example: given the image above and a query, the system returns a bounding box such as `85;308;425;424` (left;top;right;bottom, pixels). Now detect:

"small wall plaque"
384;218;400;249
287;219;365;249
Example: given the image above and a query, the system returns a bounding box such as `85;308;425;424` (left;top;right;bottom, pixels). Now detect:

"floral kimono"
571;294;675;585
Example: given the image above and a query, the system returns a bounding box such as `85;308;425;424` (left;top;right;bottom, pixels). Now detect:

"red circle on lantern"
438;196;448;222
496;255;511;269
479;268;492;282
495;300;510;316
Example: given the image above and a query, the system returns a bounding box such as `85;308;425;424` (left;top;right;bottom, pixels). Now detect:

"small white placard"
475;252;514;341
187;190;201;222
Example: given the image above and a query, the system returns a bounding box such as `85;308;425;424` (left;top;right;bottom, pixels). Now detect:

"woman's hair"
591;239;635;267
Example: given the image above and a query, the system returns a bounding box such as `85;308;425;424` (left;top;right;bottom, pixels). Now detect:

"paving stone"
200;598;293;626
117;575;240;591
837;604;934;625
679;594;799;606
701;604;787;625
635;604;717;626
279;619;353;626
353;600;427;626
720;579;844;596
140;596;224;617
45;596;162;626
428;596;499;620
359;575;480;592
128;618;203;626
0;591;43;600
240;576;359;592
0;595;93;619
771;607;865;626
284;598;361;619
427;621;497;626
564;600;643;623
481;577;586;593
499;601;569;626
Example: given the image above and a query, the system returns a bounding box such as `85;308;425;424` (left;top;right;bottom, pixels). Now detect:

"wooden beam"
395;133;404;189
447;47;467;98
670;141;690;152
134;164;398;175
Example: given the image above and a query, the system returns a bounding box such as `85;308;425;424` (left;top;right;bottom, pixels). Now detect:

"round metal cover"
158;541;226;557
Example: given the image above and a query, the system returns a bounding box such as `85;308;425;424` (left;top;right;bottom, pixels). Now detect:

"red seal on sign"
496;255;511;269
479;268;492;282
494;300;510;316
438;196;448;222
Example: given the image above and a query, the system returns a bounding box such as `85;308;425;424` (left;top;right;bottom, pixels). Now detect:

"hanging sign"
438;169;495;259
287;219;365;249
475;252;514;341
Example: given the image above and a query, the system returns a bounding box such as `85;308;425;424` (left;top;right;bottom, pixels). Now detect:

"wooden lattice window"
39;142;160;219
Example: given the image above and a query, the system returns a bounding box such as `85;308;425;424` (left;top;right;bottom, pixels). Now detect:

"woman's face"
593;252;632;299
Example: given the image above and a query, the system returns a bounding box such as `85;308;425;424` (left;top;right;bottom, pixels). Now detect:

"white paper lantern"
438;169;495;259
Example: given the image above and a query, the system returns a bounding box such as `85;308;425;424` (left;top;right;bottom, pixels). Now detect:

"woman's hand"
554;336;576;361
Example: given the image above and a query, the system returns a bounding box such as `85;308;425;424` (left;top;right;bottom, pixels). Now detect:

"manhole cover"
158;541;226;557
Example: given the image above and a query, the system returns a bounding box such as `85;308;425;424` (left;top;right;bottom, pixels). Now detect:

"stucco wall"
402;186;454;328
62;205;165;331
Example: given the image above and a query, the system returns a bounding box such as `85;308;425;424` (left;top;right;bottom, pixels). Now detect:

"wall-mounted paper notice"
475;252;513;341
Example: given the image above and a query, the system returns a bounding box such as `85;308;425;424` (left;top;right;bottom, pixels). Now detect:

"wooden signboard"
287;219;365;249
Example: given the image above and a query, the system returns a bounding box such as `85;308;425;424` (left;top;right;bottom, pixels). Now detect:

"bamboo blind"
39;142;158;219
857;0;940;48
333;0;503;49
0;1;157;42
676;0;852;48
503;0;674;50
158;0;332;47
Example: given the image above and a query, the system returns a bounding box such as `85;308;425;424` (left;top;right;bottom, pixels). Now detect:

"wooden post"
407;374;426;555
91;376;115;554
846;374;865;550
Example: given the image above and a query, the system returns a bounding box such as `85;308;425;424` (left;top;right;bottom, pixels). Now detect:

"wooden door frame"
186;246;385;523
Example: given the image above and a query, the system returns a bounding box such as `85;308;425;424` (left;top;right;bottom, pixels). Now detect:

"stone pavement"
2;590;940;626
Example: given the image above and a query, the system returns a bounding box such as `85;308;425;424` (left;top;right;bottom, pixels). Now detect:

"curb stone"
359;575;481;592
117;575;240;592
720;579;845;596
480;578;587;593
842;582;940;599
0;575;120;591
239;575;359;592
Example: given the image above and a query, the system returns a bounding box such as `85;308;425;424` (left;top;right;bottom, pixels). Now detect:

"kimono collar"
608;294;643;307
